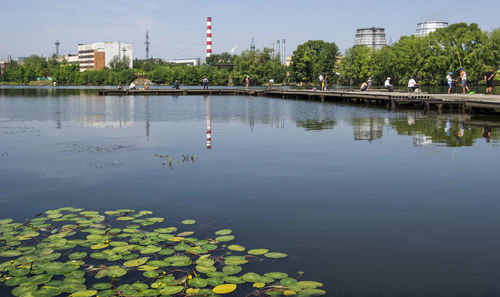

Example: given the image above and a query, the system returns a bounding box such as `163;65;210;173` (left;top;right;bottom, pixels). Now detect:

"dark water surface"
1;88;500;297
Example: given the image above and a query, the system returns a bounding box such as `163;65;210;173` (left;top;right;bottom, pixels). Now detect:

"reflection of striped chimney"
205;96;212;149
206;17;212;58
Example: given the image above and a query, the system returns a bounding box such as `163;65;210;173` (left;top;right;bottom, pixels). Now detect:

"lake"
1;87;500;297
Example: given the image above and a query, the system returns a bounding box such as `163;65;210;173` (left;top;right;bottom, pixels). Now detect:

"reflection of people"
485;67;495;94
408;77;420;92
482;126;492;143
173;80;180;89
459;68;470;94
245;76;249;90
203;78;209;90
384;77;393;92
445;120;451;137
360;82;368;91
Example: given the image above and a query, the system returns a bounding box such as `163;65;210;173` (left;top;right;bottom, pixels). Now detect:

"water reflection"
0;88;499;148
352;117;384;141
79;96;134;128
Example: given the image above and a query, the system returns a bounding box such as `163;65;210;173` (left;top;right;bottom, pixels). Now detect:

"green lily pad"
188;278;208;288
124;257;148;267
159;286;184;295
214;229;232;236
228;245;245;251
216;235;235;242
223;265;242;275
182;219;196;225
264;252;288;259
248;249;269;255
264;272;289;279
69;290;97;297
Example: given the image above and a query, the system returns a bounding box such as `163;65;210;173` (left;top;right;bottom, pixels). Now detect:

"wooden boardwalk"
98;88;500;113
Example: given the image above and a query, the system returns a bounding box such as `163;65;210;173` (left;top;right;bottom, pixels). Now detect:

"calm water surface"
1;88;500;296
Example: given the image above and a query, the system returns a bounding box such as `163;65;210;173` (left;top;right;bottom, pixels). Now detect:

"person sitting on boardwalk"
269;79;274;90
144;82;150;90
173;80;180;89
446;72;454;94
118;83;123;90
459;68;470;94
129;82;136;90
360;82;368;91
203;78;209;90
408;77;420;92
384;77;393;92
485;68;495;94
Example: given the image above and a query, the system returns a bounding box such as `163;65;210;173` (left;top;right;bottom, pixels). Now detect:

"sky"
1;0;499;61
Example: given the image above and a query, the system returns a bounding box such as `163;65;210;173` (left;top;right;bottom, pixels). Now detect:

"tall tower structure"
276;40;280;59
250;37;256;52
145;31;150;60
282;39;286;64
416;21;448;37
354;27;386;50
55;40;60;56
206;17;212;58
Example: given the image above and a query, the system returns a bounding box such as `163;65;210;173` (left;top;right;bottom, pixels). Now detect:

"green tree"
289;40;339;84
109;55;131;71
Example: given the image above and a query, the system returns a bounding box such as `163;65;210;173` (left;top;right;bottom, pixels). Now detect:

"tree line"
0;23;497;87
338;23;500;86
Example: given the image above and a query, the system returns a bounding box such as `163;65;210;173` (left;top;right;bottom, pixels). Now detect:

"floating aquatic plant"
0;208;325;296
153;154;199;170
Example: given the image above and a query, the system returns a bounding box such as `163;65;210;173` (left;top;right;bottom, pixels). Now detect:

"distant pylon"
206;17;212;58
145;31;150;60
55;40;60;56
250;37;255;52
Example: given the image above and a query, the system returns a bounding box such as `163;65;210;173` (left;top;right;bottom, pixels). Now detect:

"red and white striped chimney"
206;17;212;58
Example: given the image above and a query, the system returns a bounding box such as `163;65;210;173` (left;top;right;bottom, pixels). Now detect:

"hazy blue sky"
1;0;498;60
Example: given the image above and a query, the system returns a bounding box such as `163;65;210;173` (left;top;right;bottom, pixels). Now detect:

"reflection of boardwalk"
99;89;500;113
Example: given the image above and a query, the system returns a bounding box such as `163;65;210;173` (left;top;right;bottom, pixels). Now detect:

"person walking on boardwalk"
485;68;495;94
245;76;250;90
384;77;393;92
203;77;209;90
446;72;454;94
367;77;373;89
459;67;470;94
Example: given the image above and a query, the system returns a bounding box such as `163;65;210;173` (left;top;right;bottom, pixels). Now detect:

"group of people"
318;73;328;91
359;67;496;94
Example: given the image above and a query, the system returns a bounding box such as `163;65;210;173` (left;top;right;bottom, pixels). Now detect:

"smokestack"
206;17;212;58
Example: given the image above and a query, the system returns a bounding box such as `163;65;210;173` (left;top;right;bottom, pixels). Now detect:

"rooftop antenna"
145;31;150;60
250;37;255;52
55;40;60;56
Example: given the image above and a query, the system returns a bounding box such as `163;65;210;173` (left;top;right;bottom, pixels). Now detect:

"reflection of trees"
296;119;336;131
352;117;384;141
389;115;500;147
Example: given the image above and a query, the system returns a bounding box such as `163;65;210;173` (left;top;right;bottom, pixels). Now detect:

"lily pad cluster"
0;208;325;297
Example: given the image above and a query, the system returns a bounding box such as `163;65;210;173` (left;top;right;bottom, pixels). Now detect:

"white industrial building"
78;42;133;72
167;58;201;66
416;21;449;37
354;27;387;50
